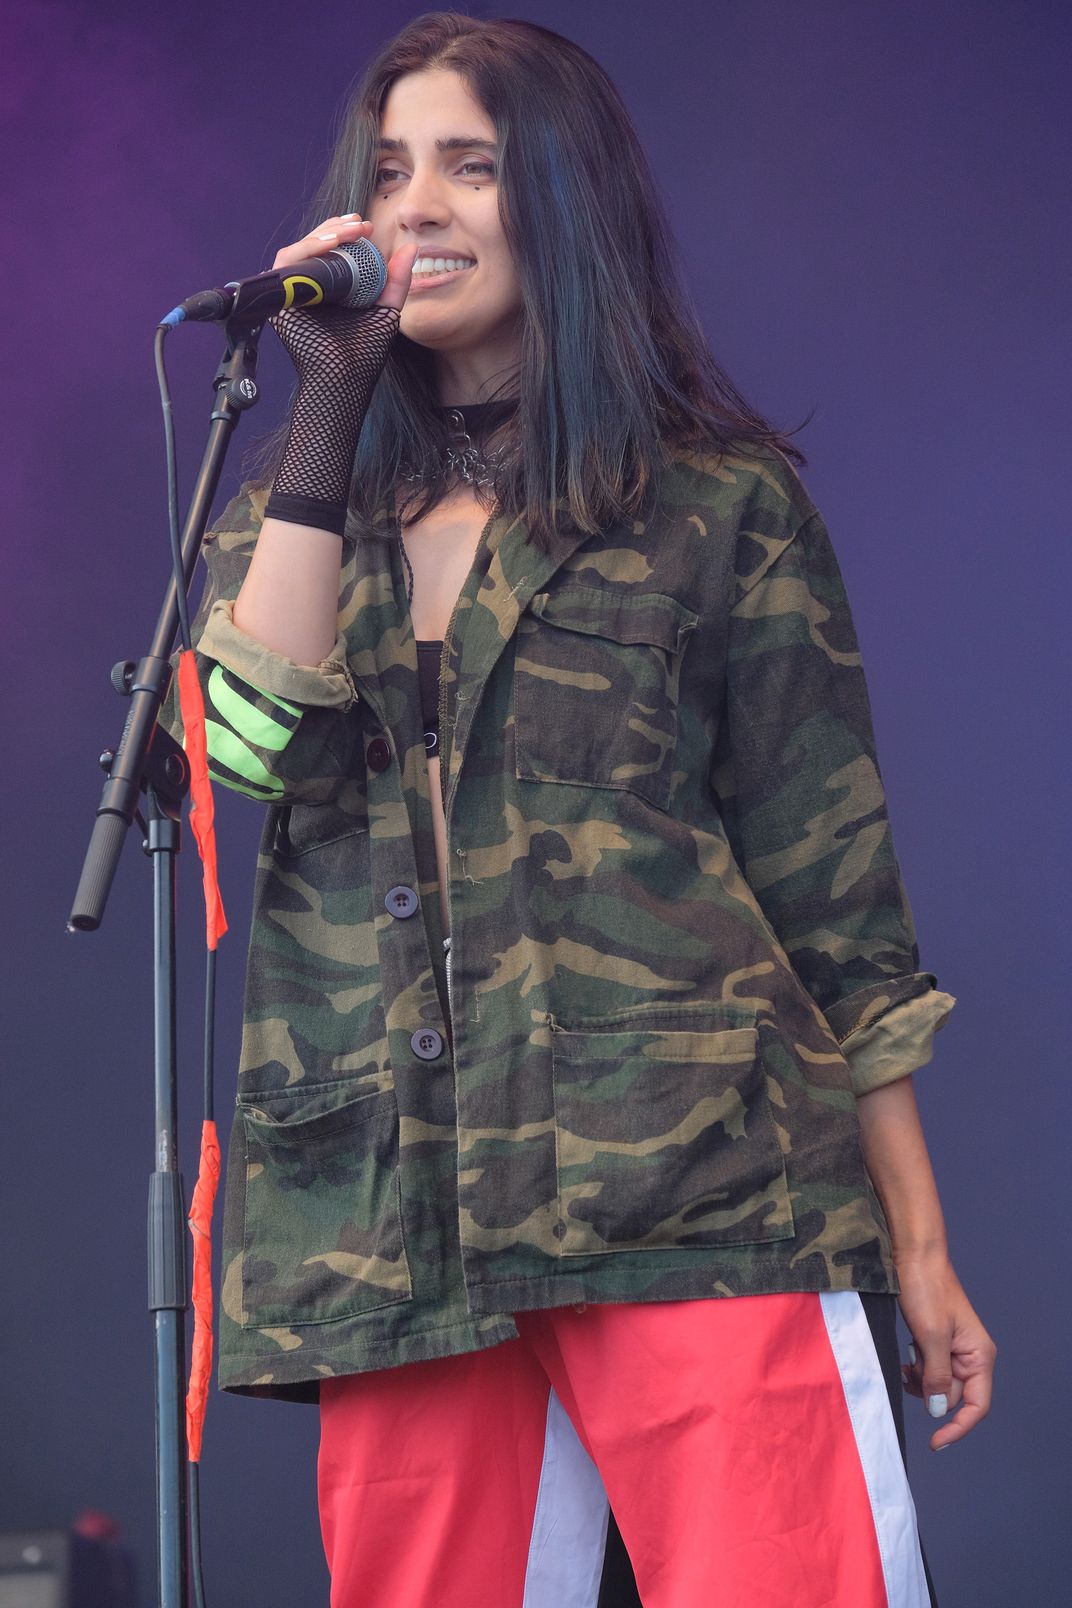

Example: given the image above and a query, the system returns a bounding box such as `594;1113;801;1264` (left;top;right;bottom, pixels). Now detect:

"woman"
170;12;995;1606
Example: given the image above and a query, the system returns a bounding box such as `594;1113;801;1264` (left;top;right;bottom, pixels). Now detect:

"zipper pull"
443;934;453;1001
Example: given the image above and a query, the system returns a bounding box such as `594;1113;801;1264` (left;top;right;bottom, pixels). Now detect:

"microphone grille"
335;238;388;308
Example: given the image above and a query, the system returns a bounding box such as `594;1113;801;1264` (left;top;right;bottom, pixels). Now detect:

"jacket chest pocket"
513;585;698;811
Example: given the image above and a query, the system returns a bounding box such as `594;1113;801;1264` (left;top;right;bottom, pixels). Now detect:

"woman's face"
367;68;523;397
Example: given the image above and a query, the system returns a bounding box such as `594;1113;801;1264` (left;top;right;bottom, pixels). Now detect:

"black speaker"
0;1530;136;1608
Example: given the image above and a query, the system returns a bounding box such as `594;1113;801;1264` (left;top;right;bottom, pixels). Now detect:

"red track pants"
318;1292;932;1608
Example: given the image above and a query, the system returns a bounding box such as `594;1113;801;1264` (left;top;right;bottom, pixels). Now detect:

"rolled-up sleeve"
838;985;957;1096
712;506;953;1094
198;600;356;711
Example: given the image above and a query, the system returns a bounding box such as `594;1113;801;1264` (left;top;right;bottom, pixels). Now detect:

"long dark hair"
266;12;810;551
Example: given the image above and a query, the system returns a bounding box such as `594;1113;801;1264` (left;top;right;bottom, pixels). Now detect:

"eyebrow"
377;136;498;154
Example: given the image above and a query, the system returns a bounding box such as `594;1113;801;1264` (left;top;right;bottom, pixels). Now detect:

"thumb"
377;242;419;312
919;1335;954;1421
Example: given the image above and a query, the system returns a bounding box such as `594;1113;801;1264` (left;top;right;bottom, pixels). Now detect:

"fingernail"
935;1443;951;1451
907;1342;917;1365
927;1394;948;1417
317;232;338;241
342;213;361;220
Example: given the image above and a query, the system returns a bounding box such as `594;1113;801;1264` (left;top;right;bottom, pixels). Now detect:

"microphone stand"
68;318;263;1608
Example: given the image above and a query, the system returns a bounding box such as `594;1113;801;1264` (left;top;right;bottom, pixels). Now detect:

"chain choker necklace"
397;399;518;608
400;398;519;490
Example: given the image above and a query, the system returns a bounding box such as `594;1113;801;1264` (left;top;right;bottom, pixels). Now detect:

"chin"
399;317;463;350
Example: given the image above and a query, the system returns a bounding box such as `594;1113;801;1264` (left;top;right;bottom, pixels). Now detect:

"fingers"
902;1363;963;1411
930;1370;994;1451
272;215;373;271
909;1326;954;1434
270;216;414;313
901;1324;997;1451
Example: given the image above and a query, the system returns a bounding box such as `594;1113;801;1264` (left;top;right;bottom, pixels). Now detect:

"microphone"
161;238;387;329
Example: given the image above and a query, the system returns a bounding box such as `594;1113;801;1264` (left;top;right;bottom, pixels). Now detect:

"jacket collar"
446;505;589;812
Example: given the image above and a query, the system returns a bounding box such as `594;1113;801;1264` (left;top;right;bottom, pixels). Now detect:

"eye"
373;160;495;188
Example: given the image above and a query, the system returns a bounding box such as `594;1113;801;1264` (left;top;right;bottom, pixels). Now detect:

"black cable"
185;962;217;1608
189;1462;208;1608
154;323;192;652
204;947;216;1123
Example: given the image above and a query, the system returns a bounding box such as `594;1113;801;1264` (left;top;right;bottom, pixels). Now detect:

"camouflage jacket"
163;445;954;1400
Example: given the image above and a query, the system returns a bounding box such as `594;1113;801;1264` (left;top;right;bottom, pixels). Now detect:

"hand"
262;218;418;532
895;1249;997;1451
271;213;418;312
268;215;418;393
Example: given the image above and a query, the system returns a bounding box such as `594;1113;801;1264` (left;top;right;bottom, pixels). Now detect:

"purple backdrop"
4;0;1068;1601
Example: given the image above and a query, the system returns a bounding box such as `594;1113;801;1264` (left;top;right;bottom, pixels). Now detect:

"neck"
431;333;521;406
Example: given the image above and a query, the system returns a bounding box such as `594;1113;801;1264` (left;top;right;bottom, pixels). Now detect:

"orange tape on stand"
185;1120;221;1463
176;649;227;949
176;649;227;1459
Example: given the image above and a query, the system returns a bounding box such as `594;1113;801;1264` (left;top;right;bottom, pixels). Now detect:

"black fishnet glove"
264;300;401;538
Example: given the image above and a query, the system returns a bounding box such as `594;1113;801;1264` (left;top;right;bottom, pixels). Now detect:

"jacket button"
385;885;419;919
366;735;391;772
411;1027;444;1061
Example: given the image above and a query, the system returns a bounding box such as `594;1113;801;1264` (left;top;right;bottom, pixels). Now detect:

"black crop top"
416;640;443;756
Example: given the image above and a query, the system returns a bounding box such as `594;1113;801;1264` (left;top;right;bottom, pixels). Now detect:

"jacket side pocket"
237;1081;411;1327
550;1021;793;1256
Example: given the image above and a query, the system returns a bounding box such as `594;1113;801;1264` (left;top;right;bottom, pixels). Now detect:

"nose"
394;166;452;235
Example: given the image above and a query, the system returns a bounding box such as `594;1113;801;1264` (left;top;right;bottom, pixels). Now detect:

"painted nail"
317;232;338;241
907;1343;917;1365
927;1394;948;1418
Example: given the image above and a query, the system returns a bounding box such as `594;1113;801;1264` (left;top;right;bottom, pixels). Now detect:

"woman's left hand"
894;1250;997;1450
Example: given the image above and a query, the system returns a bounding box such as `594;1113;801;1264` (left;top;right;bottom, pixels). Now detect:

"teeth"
412;257;476;275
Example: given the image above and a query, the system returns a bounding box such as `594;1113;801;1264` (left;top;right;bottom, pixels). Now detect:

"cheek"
484;241;520;287
366;199;392;242
498;262;524;311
